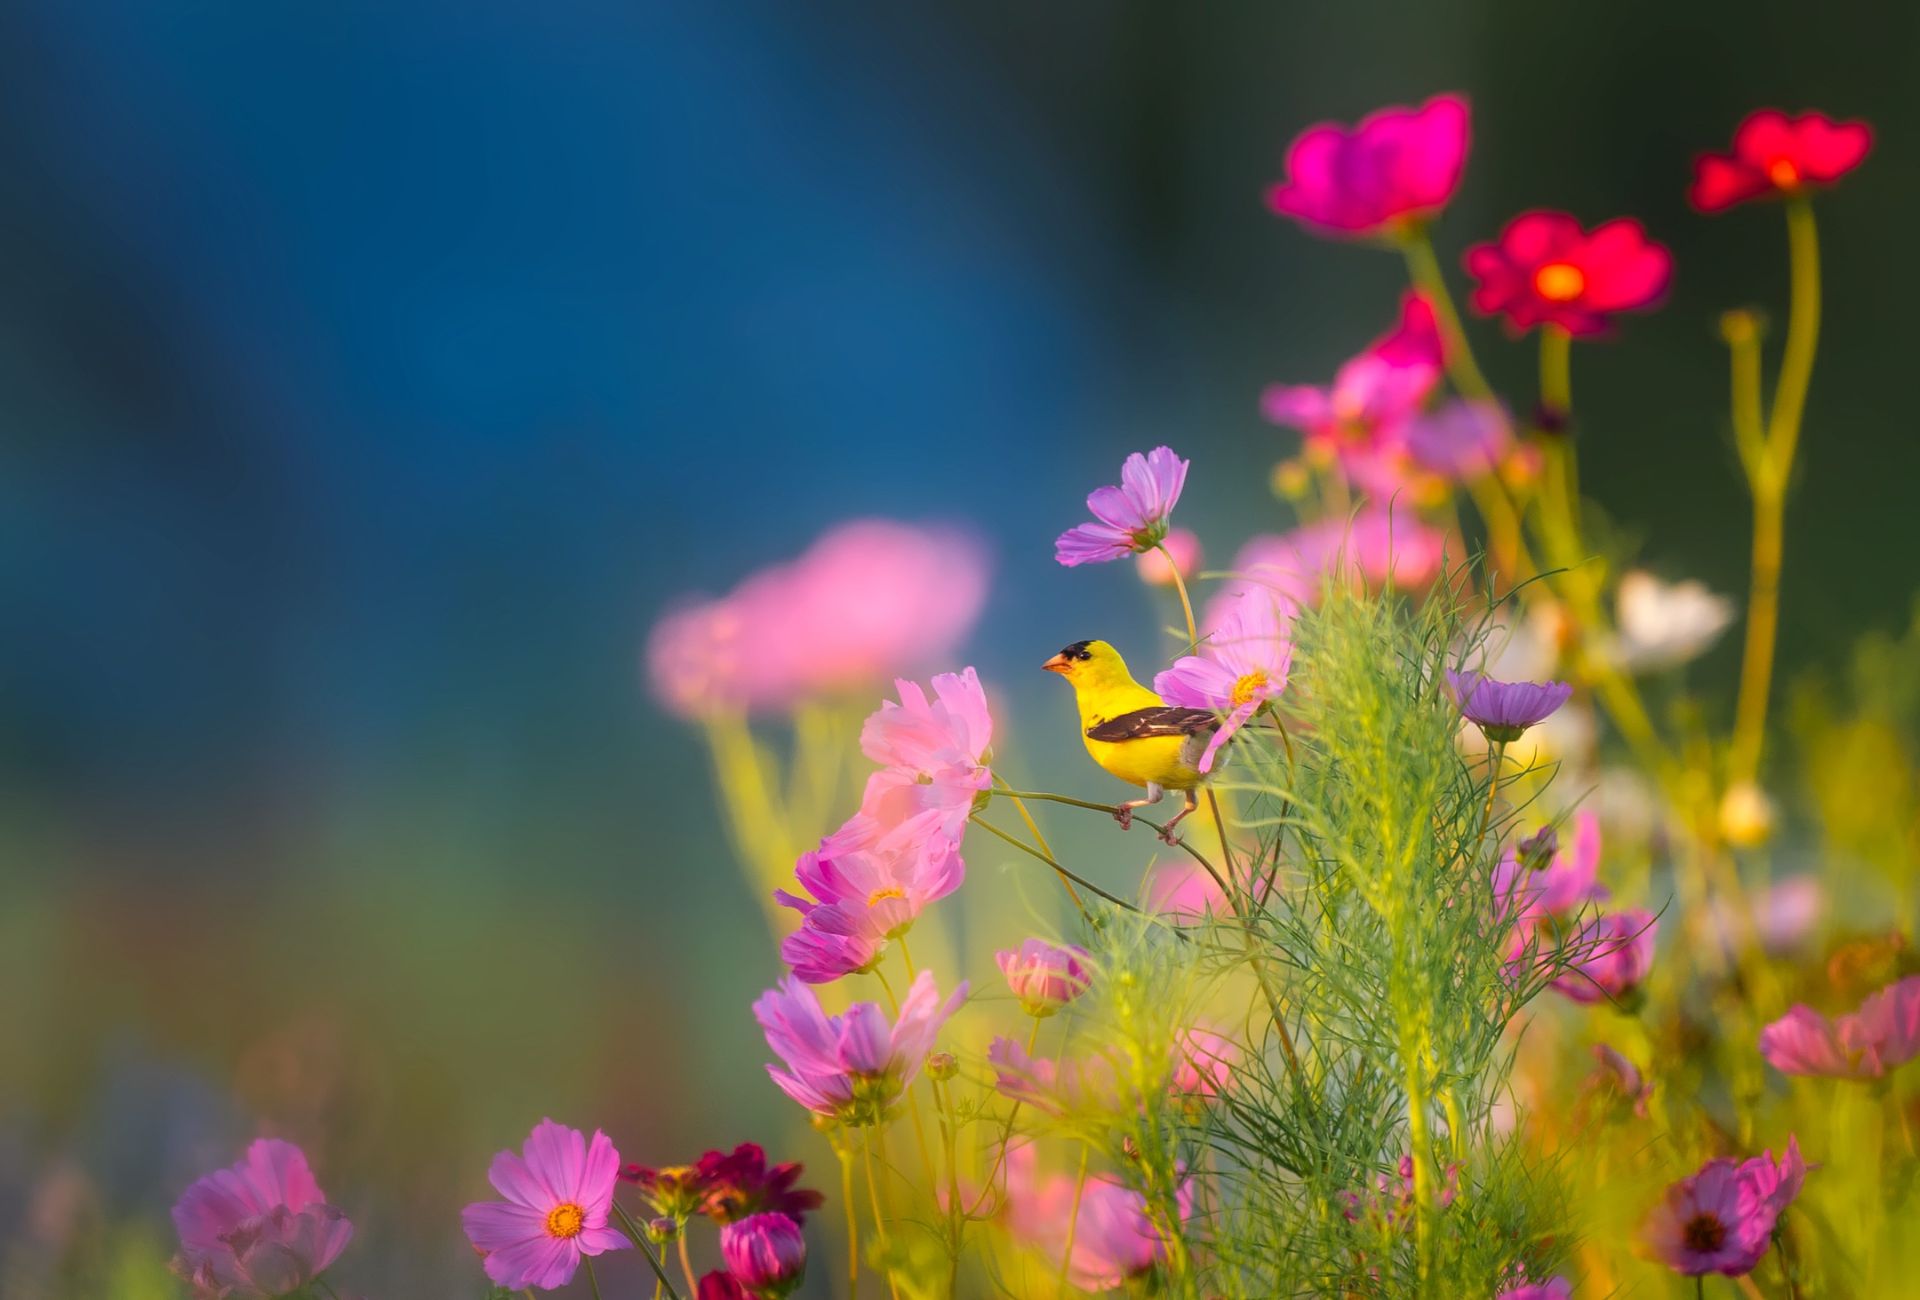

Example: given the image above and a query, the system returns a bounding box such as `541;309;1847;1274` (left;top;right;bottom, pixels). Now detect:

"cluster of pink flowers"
170;1139;353;1298
646;519;989;718
756;969;967;1126
1488;810;1659;1007
1759;974;1920;1079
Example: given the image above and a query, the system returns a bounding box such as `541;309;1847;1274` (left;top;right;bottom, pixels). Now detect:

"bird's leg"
1113;783;1164;832
1157;788;1201;844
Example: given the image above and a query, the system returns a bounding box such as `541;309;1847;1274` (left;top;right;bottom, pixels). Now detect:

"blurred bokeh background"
1;0;1913;1293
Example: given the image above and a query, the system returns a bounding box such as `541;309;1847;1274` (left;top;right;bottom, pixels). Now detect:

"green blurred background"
0;0;1913;1292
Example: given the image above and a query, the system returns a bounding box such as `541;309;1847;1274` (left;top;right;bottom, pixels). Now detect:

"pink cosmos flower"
1587;1043;1653;1119
460;1120;628;1291
1446;670;1572;742
831;668;993;858
1206;508;1446;635
646;520;989;717
1690;110;1874;213
1549;909;1658;1006
1465;212;1672;337
1643;1141;1806;1278
719;1212;807;1298
171;1139;353;1299
987;1037;1124;1118
1055;447;1190;566
1497;1278;1572;1300
1759;974;1920;1080
998;1144;1195;1291
1403;400;1512;481
776;839;966;983
755;970;967;1125
1708;874;1822;957
997;939;1092;1017
1155;592;1294;773
1493;812;1608;928
1265;95;1471;238
1136;528;1202;587
1171;1028;1239;1099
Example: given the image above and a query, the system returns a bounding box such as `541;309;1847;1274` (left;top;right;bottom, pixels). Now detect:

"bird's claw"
1113;806;1134;832
1158;826;1179;846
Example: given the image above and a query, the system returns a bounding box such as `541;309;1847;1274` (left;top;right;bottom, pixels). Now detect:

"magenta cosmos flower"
719;1212;807;1298
1759;974;1920;1079
1550;908;1658;1006
1447;670;1572;743
997;938;1092;1017
460;1119;628;1290
1494;811;1608;930
1265;94;1470;238
171;1139;353;1299
1643;1139;1806;1278
1691;109;1873;213
1465;211;1672;337
998;1144;1195;1291
755;969;967;1125
776;838;965;983
1055;446;1190;566
1496;1274;1572;1300
646;520;989;718
1156;592;1294;773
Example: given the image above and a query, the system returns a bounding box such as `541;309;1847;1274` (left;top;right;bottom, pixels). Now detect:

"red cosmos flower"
1465;212;1673;337
1265;94;1470;238
1690;110;1873;213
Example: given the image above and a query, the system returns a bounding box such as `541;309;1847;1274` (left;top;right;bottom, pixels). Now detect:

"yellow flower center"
545;1202;585;1239
867;885;908;907
1230;670;1269;708
1532;262;1585;302
1767;157;1801;188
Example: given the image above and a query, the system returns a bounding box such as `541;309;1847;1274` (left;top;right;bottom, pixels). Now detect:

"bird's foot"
1158;825;1181;846
1113;805;1135;832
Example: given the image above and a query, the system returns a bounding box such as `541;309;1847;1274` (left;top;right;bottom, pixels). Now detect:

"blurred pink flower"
998;1145;1194;1291
1642;1141;1805;1278
996;939;1092;1017
987;1037;1124;1118
1155;592;1294;772
1144;861;1229;922
719;1212;807;1298
1136;528;1202;586
830;668;993;858
1265;95;1471;238
1708;874;1822;957
460;1120;628;1291
1496;1277;1572;1300
1056;446;1190;566
1760;975;1920;1079
755;970;966;1125
1587;1043;1653;1119
1171;1028;1239;1099
645;520;989;717
1549;909;1658;1006
1337;1154;1459;1229
1206;507;1446;633
1465;211;1672;338
1446;670;1572;743
171;1139;353;1299
1403;399;1512;481
1494;812;1608;928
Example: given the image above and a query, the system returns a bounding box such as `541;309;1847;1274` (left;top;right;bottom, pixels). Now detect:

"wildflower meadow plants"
149;91;1917;1300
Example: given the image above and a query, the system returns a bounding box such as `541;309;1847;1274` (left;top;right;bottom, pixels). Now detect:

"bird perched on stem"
1043;639;1217;842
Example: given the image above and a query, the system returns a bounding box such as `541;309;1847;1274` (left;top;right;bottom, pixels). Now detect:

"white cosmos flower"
1613;571;1734;671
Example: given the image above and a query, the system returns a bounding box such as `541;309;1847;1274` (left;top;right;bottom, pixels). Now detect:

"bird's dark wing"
1085;706;1218;742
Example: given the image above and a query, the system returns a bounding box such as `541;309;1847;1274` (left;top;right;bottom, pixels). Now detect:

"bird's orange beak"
1042;653;1072;674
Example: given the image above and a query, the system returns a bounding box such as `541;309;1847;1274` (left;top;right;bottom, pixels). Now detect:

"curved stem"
676;1236;698;1299
968;813;1142;913
1767;199;1823;478
1158;541;1200;654
1399;227;1495;400
993;773;1086;918
583;1256;604;1300
983;792;1225;888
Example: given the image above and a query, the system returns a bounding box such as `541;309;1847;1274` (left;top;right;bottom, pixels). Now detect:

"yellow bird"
1042;638;1217;842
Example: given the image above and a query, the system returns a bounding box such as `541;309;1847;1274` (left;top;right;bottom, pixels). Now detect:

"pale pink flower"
830;668;993;857
996;939;1092;1017
460;1120;628;1290
1171;1028;1238;1099
171;1140;353;1299
1708;874;1822;957
1265;95;1471;238
998;1144;1194;1291
1055;447;1190;566
1136;528;1202;586
1155;592;1294;772
987;1037;1124;1118
1205;508;1446;634
1761;975;1920;1080
755;970;967;1125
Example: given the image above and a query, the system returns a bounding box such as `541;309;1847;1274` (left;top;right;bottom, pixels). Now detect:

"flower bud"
926;1051;958;1082
647;1216;679;1243
1515;824;1559;872
995;939;1092;1018
1272;458;1313;500
1719;780;1775;847
720;1212;807;1298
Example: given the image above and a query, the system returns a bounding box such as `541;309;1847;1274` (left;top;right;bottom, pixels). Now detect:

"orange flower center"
867;885;908;907
1230;670;1270;708
545;1202;586;1239
1767;157;1801;188
1532;262;1586;303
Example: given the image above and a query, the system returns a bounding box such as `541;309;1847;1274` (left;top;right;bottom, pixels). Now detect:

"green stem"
1399;226;1495;399
583;1255;604;1300
863;1128;903;1300
982;791;1226;892
1158;541;1200;654
610;1202;686;1300
838;1145;860;1296
676;1234;699;1300
1056;1145;1092;1295
968;813;1142;913
992;773;1087;918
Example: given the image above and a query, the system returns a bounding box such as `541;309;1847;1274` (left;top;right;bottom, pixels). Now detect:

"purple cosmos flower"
1496;1278;1572;1300
1155;593;1294;773
1550;908;1658;1006
170;1139;353;1299
1055;446;1190;566
1759;974;1920;1079
719;1212;807;1298
996;939;1092;1017
1643;1141;1807;1279
755;970;967;1125
1403;399;1512;481
775;839;965;983
460;1120;629;1290
1265;94;1471;238
1494;811;1608;929
1446;669;1573;742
